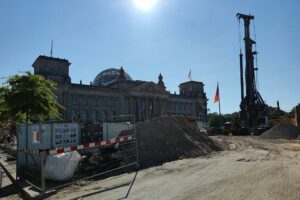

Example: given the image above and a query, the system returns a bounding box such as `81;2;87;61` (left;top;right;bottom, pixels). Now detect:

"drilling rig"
237;13;269;133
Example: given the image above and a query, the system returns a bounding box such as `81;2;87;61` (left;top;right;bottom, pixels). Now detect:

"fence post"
51;123;53;149
16;126;20;180
0;167;2;188
41;152;45;193
134;126;140;169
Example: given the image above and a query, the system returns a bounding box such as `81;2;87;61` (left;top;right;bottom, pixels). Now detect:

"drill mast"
237;13;268;129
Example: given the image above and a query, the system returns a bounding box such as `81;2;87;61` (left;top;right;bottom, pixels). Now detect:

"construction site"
1;11;300;200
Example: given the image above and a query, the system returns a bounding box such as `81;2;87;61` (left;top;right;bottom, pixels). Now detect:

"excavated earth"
260;124;300;139
134;116;222;167
119;116;222;168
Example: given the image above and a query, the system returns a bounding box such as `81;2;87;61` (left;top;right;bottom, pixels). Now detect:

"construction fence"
17;122;138;193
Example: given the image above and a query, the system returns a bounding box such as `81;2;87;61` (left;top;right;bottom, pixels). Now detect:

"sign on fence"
53;123;78;146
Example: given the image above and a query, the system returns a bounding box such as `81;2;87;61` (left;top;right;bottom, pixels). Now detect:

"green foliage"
1;72;63;123
208;112;239;128
208;113;224;128
0;87;9;123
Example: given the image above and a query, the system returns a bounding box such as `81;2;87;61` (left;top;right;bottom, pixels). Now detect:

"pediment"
131;82;167;95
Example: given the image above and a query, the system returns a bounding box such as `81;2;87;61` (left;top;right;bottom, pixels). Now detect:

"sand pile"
122;116;222;168
260;124;300;139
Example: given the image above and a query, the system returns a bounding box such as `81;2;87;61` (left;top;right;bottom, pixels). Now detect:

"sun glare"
132;0;158;12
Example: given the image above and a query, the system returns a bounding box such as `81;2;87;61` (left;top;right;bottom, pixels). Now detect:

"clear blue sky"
0;0;299;114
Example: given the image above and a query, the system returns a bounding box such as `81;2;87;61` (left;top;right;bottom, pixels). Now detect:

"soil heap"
260;124;300;139
121;116;222;168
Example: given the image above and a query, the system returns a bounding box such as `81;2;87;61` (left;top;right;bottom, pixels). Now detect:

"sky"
0;0;300;114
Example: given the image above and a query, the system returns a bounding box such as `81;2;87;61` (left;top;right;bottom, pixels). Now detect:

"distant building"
32;55;208;123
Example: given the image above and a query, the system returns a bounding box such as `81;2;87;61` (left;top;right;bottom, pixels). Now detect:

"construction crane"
236;13;268;133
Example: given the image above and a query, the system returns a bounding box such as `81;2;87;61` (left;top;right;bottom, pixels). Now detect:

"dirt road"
48;136;300;200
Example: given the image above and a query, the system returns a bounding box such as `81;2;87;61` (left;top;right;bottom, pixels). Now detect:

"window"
101;110;108;122
92;110;98;123
80;96;88;106
71;110;78;120
178;103;182;112
171;103;175;110
111;98;119;108
102;98;109;107
90;97;97;106
80;110;88;123
112;110;117;121
189;103;193;112
71;95;78;105
98;98;102;107
183;103;187;112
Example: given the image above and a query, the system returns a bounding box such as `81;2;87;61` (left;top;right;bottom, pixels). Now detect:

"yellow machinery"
223;122;239;135
269;118;295;127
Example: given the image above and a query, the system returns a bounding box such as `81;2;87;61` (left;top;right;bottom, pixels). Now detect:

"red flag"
214;84;220;103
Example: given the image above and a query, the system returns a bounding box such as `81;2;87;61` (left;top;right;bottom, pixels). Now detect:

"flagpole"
218;82;221;115
50;40;53;57
219;98;221;115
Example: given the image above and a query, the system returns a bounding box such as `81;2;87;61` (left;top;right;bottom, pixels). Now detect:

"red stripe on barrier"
57;148;65;154
71;146;77;151
95;141;101;146
20;135;134;156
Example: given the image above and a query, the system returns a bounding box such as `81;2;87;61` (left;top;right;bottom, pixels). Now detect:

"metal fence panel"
103;122;133;140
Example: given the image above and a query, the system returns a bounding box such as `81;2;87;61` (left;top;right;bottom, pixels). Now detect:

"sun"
132;0;158;12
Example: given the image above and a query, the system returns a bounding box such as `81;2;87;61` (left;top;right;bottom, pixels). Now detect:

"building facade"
32;55;208;124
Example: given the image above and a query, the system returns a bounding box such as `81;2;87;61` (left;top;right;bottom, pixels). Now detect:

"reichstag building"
32;55;208;124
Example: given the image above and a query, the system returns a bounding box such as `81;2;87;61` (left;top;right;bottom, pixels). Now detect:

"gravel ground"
46;136;300;200
260;124;300;139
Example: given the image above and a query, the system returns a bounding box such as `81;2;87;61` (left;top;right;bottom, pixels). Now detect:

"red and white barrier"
19;135;134;156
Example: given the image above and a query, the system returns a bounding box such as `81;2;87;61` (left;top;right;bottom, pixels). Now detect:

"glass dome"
93;68;132;86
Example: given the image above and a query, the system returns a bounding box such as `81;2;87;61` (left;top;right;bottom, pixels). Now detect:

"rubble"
122;116;222;168
260;124;300;139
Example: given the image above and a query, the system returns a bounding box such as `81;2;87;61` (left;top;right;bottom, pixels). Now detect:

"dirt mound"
260;124;300;139
132;116;222;168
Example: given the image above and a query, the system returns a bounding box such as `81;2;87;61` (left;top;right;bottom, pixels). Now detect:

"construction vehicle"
223;119;249;135
236;13;269;135
223;122;237;135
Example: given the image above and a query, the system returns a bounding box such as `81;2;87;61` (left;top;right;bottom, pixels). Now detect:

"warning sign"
53;123;79;147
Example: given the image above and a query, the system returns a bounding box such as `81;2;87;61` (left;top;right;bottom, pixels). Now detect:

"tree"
1;72;63;123
0;87;8;122
208;112;224;128
208;112;240;128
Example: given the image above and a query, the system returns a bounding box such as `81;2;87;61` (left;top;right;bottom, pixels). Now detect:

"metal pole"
239;51;244;102
50;123;53;149
124;170;138;198
0;167;2;188
41;152;45;193
16;126;20;179
124;125;140;199
134;126;140;168
25;115;28;165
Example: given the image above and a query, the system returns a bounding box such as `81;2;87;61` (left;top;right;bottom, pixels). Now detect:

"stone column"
119;96;125;115
139;97;142;121
145;97;149;120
